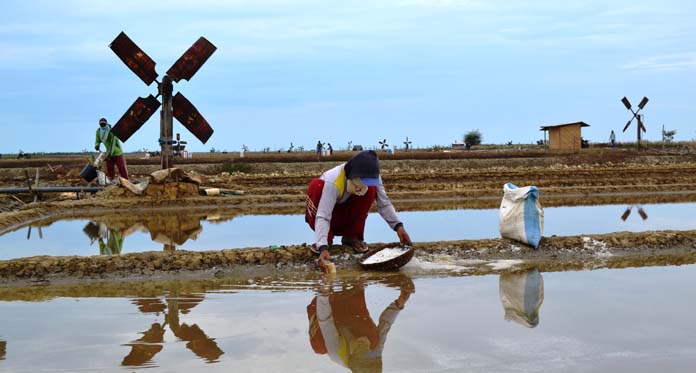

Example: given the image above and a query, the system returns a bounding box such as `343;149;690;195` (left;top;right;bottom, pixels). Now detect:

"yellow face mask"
347;178;368;196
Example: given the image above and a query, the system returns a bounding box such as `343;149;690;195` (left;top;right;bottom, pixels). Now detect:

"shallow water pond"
0;202;694;260
1;265;695;372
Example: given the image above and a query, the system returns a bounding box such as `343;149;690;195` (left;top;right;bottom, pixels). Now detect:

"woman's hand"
396;226;412;246
317;250;333;273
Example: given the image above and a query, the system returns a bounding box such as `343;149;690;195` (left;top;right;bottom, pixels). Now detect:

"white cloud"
620;53;696;71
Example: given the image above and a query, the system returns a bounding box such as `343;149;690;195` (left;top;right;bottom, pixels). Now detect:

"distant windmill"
347;140;352;151
621;96;649;148
403;136;412;151
288;142;294;153
378;138;389;150
173;133;187;157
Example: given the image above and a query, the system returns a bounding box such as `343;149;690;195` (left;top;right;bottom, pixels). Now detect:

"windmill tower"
621;96;649;148
378;138;389;151
403;136;412;151
109;31;217;169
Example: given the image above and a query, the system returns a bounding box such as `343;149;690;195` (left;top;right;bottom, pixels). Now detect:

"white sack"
499;183;544;248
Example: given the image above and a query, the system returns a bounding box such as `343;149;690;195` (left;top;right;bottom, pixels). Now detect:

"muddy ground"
1;148;696;286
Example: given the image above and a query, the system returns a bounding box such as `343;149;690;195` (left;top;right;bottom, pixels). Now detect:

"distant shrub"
218;162;252;173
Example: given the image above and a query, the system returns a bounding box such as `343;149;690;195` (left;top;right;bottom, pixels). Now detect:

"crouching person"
305;150;411;272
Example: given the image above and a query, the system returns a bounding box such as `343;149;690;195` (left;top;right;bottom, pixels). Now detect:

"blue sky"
1;0;695;153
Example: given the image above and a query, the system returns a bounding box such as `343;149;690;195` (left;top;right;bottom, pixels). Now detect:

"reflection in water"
122;291;223;367
0;339;5;360
621;205;649;221
82;213;207;254
307;274;415;372
499;269;544;328
83;222;123;255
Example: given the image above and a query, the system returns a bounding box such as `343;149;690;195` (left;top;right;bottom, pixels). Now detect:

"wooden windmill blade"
167;37;217;83
622;119;633;132
172;92;214;144
638;116;647;133
111;95;162;142
109;32;159;86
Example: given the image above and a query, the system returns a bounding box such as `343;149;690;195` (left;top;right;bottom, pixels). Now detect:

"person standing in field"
95;117;129;181
610;130;616;148
305;150;412;272
316;140;323;156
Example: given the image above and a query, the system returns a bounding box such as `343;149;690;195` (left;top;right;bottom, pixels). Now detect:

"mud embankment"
1;230;695;286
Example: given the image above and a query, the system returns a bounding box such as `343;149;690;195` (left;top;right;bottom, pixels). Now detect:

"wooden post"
34;168;40;202
160;75;174;170
637;114;642;149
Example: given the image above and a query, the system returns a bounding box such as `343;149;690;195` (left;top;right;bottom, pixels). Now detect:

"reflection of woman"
98;225;124;255
499;269;544;328
306;275;414;372
84;221;124;255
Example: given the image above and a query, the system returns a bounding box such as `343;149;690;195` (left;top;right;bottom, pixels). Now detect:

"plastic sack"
96;170;107;186
499;182;544;248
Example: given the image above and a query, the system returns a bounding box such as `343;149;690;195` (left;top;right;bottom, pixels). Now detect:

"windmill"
378;138;389;151
347;140;352;151
621;96;648;148
403;136;412;151
172;133;187;157
109;31;217;169
288;142;294;153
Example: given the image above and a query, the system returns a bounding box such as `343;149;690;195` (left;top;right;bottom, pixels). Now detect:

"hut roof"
540;121;590;131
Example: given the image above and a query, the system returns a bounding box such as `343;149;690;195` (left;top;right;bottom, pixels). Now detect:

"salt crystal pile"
361;247;410;265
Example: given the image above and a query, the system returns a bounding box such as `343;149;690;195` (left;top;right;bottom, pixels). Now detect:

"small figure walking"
316;140;323;156
610;130;616;148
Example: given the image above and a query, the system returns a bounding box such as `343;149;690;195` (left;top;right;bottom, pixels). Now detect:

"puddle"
1;265;695;371
1;203;695;260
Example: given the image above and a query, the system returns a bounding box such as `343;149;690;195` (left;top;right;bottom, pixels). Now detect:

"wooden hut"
540;122;590;150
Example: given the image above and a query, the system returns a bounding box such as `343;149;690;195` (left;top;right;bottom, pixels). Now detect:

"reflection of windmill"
621;96;649;148
122;292;223;367
403;136;412;151
109;31;217;169
26;225;43;240
378;138;389;150
620;205;648;221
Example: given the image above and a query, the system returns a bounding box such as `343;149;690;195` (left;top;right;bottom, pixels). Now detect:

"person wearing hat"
95;117;129;181
305;150;411;271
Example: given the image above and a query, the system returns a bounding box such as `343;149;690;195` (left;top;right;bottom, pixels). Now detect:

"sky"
1;0;695;153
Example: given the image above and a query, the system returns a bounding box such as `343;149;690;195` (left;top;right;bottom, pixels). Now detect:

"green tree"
463;130;482;149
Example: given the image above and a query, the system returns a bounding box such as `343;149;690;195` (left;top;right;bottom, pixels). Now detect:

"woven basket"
359;245;414;271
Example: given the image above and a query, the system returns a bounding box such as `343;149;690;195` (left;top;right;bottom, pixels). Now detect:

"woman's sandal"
342;238;369;254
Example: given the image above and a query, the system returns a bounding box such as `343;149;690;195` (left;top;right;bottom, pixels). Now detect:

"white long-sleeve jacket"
314;163;401;247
